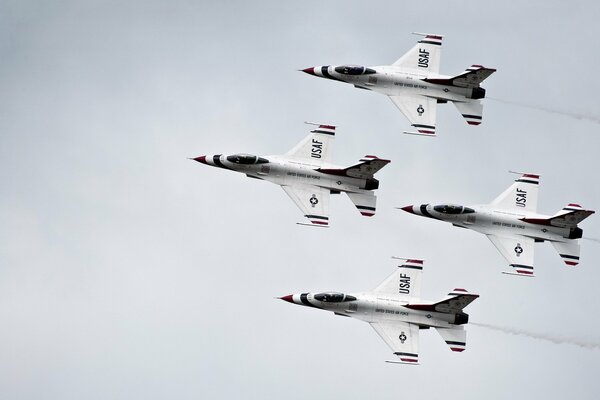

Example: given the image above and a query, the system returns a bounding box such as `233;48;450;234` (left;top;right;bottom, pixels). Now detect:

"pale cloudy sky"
1;1;599;399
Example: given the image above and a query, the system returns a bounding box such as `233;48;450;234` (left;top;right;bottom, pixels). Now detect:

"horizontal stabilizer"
424;65;496;88
346;192;377;217
453;100;483;125
317;155;390;179
405;288;479;313
551;241;581;266
522;204;595;228
435;327;467;352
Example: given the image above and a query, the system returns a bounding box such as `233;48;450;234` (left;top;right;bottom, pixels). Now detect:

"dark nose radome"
193;155;207;164
301;67;316;76
401;205;415;214
279;295;294;303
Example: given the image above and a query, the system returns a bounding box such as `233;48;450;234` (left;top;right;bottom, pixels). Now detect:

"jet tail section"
521;203;595;229
405;288;479;314
424;65;496;88
317;155;390;179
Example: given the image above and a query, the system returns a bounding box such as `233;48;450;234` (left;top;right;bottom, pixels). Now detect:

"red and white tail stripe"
563;203;584;212
448;288;469;296
559;253;579;266
401;259;424;270
418;34;443;46
359;155;383;162
462;114;482;125
446;341;466;352
310;124;336;136
356;205;375;217
516;173;540;185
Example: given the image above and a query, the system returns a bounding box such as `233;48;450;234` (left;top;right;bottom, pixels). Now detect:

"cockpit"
226;153;269;165
313;292;357;302
433;204;475;214
334;65;376;75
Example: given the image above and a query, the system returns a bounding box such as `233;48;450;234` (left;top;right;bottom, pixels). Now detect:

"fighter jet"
280;258;478;364
302;33;495;136
192;123;390;227
401;173;595;276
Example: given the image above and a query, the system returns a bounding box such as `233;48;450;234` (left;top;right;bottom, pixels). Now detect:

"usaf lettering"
515;188;527;207
311;139;323;159
398;273;411;294
418;48;429;68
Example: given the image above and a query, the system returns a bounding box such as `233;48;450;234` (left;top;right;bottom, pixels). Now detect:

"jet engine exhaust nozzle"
454;312;469;325
471;87;486;99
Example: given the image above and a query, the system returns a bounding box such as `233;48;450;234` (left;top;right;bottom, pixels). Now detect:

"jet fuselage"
281;291;466;327
303;65;484;101
195;153;378;194
403;204;579;243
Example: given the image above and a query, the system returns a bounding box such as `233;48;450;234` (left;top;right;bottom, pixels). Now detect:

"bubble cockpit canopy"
334;65;376;75
314;292;357;302
226;153;269;165
433;204;475;214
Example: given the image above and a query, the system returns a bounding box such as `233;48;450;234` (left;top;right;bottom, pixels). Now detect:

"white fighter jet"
401;173;595;277
192;123;390;227
280;258;478;364
302;33;495;136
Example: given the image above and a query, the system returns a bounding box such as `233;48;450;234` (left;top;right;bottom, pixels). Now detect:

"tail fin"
491;173;540;213
522;203;595;228
285;123;336;165
405;288;479;314
317;155;391;179
453;100;483;125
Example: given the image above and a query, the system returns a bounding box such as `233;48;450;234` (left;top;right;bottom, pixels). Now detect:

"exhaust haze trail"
472;322;600;350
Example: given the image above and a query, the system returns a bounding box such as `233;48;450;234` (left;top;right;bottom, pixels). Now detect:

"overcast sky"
1;1;600;399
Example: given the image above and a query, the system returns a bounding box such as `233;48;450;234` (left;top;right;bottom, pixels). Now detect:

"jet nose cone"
279;295;294;303
193;155;207;164
400;205;415;214
301;67;316;76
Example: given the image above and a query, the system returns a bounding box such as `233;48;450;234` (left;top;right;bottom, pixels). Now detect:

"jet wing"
389;95;437;136
373;259;423;301
370;321;420;364
486;234;535;277
282;185;330;227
